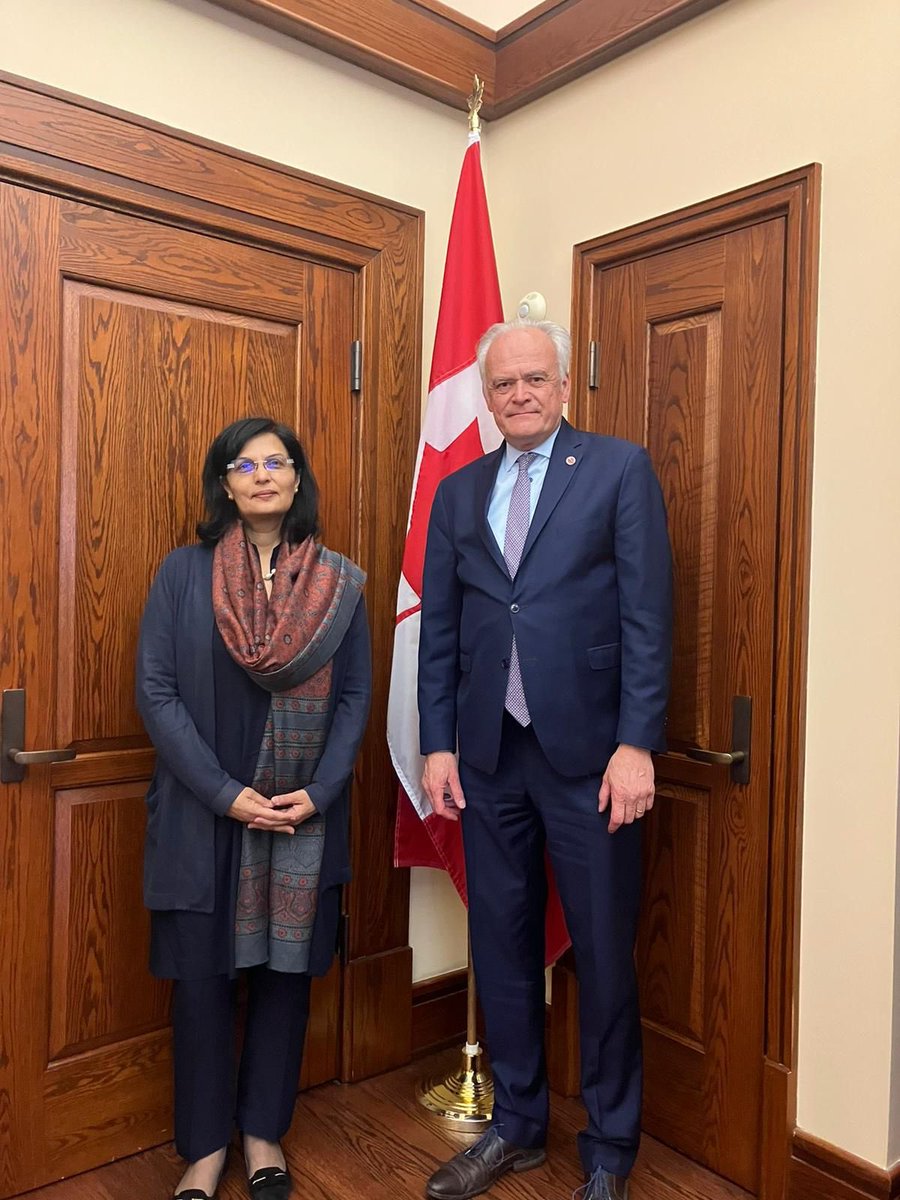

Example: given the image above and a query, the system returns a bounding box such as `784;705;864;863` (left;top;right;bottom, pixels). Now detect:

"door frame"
0;71;421;1085
562;165;821;1199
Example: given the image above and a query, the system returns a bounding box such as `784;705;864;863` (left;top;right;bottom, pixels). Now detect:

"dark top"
137;542;372;980
149;625;269;979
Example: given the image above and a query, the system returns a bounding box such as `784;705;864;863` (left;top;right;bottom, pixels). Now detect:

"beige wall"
0;0;472;984
4;0;900;1171
485;0;900;1168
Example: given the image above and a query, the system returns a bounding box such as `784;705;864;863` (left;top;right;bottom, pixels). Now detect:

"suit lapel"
519;420;583;566
476;445;509;577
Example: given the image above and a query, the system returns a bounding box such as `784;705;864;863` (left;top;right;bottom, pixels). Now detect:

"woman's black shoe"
174;1149;227;1200
247;1165;292;1200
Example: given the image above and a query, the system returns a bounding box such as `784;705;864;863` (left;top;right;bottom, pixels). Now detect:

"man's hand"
599;744;655;834
422;752;467;822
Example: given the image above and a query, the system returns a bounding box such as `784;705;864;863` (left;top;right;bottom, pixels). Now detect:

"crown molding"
207;0;495;113
206;0;729;120
493;0;726;116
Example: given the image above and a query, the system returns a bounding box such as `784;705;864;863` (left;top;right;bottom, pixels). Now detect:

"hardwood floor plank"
26;1050;750;1200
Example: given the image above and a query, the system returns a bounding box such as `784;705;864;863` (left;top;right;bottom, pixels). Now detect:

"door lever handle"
1;688;76;783
682;695;751;785
7;747;77;765
685;747;745;767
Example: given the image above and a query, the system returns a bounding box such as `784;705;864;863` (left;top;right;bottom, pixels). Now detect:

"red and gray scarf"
213;523;365;972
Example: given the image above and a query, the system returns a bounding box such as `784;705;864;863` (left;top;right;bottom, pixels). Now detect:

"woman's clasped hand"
227;786;317;834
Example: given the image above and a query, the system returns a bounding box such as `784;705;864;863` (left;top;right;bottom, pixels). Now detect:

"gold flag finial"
467;74;485;134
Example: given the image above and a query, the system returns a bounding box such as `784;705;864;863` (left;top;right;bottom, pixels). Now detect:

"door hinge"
337;909;350;964
350;339;362;393
587;340;599;390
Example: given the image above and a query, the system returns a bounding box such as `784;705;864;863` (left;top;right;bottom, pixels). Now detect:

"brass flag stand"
415;73;494;1132
416;934;493;1128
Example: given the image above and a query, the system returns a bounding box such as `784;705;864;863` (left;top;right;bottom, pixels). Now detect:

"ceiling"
445;0;546;28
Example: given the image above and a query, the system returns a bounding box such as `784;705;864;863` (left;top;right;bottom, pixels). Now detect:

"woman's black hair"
196;416;320;546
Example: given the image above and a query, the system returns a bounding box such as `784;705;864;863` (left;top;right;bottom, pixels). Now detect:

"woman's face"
221;432;298;528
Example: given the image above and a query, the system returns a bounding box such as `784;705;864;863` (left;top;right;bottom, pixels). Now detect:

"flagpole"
466;931;478;1046
417;931;493;1127
467;73;485;135
416;74;494;1130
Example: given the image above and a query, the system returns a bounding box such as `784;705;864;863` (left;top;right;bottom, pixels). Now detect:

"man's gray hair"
476;318;572;384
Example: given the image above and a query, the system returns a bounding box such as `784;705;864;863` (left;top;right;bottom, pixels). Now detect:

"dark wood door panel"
59;201;307;319
58;281;304;749
0;184;64;1200
298;262;355;558
647;310;723;750
49;780;167;1061
0;185;358;1194
44;1030;172;1177
1;73;424;1197
637;777;711;1049
643;222;783;1189
643;236;727;319
566;217;787;1191
557;165;821;1200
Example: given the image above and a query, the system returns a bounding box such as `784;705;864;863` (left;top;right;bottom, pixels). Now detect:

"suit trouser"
459;715;643;1177
172;966;311;1162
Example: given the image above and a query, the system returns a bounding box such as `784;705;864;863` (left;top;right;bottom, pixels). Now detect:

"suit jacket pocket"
588;642;621;670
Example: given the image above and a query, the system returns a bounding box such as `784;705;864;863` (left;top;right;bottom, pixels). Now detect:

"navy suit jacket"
418;420;672;778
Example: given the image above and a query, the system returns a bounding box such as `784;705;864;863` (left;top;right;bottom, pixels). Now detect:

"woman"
137;417;371;1200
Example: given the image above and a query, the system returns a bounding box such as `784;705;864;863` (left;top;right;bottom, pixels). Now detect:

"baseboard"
790;1130;900;1200
411;969;468;1056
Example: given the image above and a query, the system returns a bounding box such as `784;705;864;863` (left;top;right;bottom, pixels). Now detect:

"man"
417;319;672;1200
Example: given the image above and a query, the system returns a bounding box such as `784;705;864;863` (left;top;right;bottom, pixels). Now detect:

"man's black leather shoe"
425;1127;546;1199
582;1166;630;1199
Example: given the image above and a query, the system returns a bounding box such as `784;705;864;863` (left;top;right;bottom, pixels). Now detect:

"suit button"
510;603;519;613
502;658;510;669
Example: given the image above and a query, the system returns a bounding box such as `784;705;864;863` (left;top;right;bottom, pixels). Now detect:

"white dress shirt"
487;424;562;554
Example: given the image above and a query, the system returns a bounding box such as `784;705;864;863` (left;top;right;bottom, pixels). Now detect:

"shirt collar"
502;422;561;471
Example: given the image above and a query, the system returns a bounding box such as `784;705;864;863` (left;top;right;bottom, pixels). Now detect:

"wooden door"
0;184;356;1196
579;220;785;1190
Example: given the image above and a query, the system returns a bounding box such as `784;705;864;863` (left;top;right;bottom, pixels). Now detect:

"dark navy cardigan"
136;544;371;972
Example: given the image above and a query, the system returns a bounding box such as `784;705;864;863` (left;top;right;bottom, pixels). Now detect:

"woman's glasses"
225;455;295;475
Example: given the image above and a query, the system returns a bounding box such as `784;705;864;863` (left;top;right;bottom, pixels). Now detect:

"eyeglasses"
225;455;295;475
488;373;558;396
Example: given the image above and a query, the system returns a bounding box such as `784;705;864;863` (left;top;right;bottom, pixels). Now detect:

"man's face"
483;328;569;451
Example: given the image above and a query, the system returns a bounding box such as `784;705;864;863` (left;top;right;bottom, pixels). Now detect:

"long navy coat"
136;543;371;973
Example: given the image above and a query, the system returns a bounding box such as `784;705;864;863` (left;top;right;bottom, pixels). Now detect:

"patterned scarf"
213;522;365;972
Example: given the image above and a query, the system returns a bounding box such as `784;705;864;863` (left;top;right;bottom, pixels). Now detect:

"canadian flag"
387;133;569;965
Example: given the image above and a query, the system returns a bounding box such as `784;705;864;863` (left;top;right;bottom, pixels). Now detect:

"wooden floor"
25;1049;751;1200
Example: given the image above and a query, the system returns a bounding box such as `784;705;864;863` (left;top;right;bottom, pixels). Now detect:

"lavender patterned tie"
503;451;536;725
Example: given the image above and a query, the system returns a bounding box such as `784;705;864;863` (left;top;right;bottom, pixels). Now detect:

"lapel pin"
565;455;576;466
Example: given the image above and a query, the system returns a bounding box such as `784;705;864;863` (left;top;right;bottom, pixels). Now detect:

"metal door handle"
686;747;745;767
7;747;76;765
1;688;76;783
683;695;751;785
